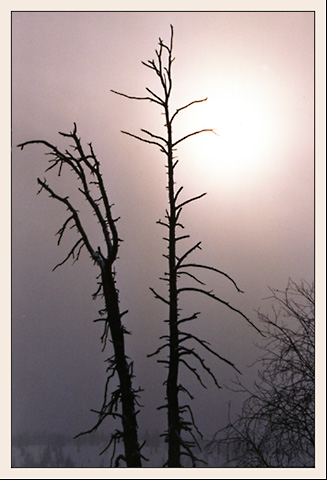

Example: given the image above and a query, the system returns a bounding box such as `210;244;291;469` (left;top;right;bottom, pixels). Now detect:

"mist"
12;11;314;468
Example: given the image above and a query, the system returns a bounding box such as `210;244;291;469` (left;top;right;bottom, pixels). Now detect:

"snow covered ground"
12;433;223;468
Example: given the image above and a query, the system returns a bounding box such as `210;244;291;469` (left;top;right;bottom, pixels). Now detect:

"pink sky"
11;11;316;456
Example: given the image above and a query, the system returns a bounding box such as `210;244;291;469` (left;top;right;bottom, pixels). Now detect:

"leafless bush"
208;278;315;467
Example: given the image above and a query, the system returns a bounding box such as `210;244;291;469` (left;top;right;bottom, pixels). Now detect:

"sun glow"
177;77;279;192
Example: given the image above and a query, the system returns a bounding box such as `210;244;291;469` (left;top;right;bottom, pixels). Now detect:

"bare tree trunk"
112;25;259;467
166;112;181;466
101;265;142;467
18;125;143;467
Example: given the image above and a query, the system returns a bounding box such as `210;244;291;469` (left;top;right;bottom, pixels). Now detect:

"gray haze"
12;11;314;455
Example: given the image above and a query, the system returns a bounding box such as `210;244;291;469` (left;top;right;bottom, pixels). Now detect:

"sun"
176;77;278;193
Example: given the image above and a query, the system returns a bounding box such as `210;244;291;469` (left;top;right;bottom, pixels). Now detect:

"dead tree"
208;279;315;467
112;25;260;467
18;124;143;467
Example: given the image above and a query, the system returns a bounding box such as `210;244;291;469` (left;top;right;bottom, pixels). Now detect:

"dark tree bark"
18;124;143;467
112;25;260;467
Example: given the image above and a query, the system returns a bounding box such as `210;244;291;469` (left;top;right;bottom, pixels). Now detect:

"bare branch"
176;192;207;210
178;287;262;334
145;87;165;105
37;178;96;262
172;129;219;148
174;186;183;202
179;358;207;389
111;89;163;106
52;238;84;271
177;263;244;293
170;98;208;124
177;312;201;326
120;130;168;155
55;214;74;245
147;343;169;358
177;270;206;285
176;235;191;242
175;242;202;269
141;128;168;145
150;287;170;305
157;219;169;229
180;346;221;388
179;332;242;374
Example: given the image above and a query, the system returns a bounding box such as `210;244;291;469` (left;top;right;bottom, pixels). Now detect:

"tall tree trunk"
166;113;181;467
112;24;259;467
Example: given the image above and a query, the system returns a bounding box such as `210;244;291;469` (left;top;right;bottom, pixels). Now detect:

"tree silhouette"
208;279;315;467
18;125;143;467
112;25;260;467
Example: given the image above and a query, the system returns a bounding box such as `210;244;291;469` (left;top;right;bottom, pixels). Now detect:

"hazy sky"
12;11;314;449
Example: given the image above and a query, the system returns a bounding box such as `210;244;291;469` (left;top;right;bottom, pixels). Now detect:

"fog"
12;11;314;467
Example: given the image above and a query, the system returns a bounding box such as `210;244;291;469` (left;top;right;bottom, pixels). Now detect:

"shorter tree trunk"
101;264;142;467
